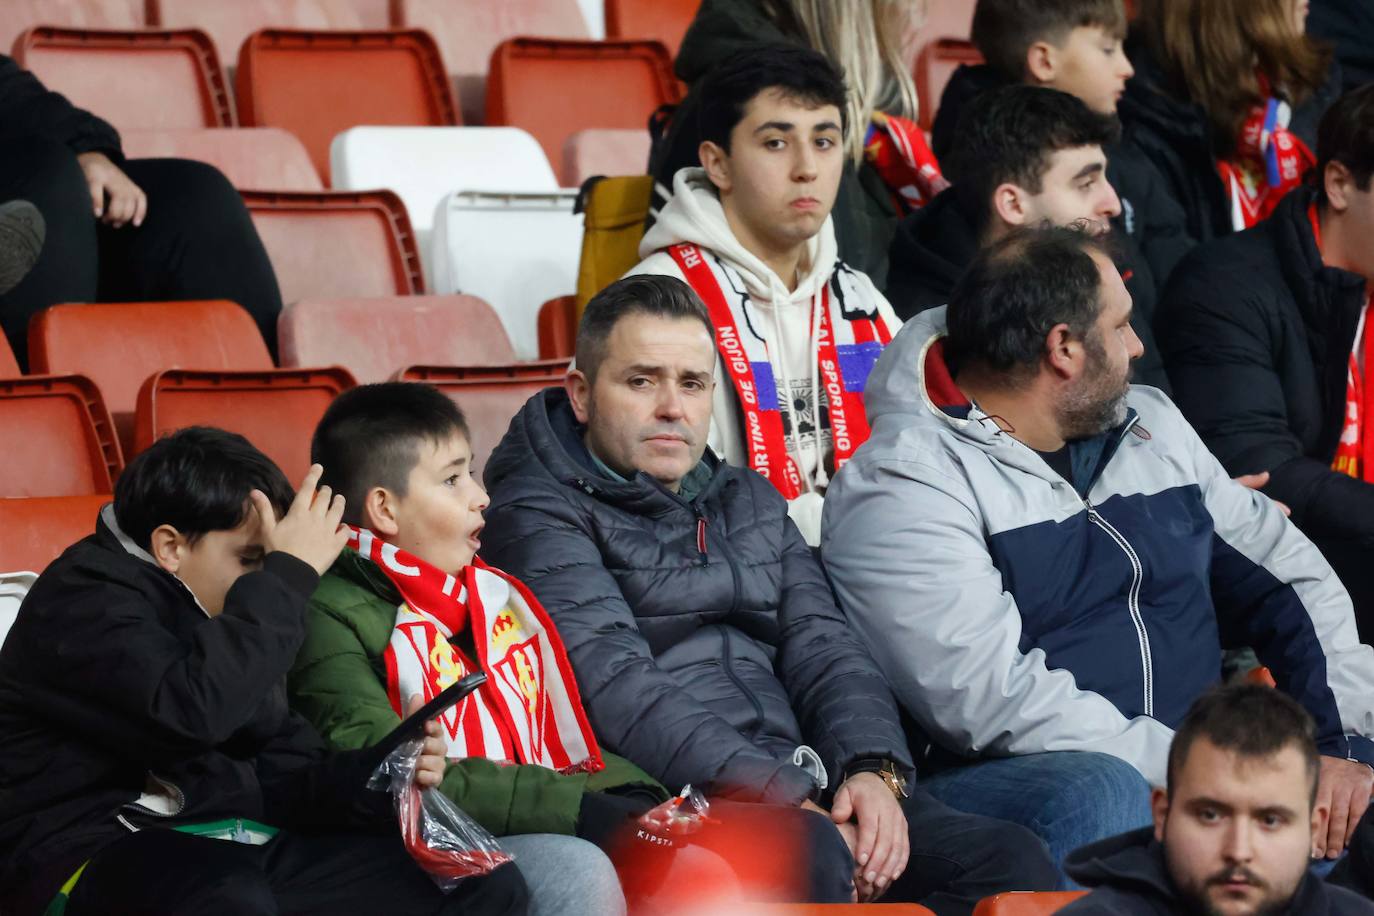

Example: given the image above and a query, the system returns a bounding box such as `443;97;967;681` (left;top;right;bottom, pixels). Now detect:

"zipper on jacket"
117;771;187;831
720;628;766;739
1084;500;1155;717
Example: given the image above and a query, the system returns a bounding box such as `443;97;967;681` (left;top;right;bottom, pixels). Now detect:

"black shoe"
0;200;45;296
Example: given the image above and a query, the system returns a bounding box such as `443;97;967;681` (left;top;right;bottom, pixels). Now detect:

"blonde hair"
765;0;925;162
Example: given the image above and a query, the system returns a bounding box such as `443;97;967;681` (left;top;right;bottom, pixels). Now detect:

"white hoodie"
628;168;902;545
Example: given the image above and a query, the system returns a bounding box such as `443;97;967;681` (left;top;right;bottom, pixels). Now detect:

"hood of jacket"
930;63;1014;160
884;187;980;321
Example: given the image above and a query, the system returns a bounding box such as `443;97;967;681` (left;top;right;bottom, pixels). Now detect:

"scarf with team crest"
348;526;604;774
1217;74;1315;230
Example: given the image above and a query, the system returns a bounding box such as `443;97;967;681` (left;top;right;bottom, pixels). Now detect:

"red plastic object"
0;494;109;573
241;190;424;305
485;38;680;186
972;892;1089;915
28;299;273;454
1246;666;1278;687
915;38;983;131
0;374;123;497
537;295;576;360
120;127;323;191
0;335;19;378
278;294;515;383
134;367;356;482
147;0;390;69
235;28;459;183
12;26;232;129
604;0;699;57
1;0;143;62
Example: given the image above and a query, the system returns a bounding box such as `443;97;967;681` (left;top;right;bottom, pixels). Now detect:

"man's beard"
1175;864;1292;916
1058;332;1130;440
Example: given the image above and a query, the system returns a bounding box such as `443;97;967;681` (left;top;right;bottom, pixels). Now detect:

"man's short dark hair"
1167;685;1321;806
577;274;713;381
697;43;849;153
312;382;469;526
113;426;294;550
971;0;1127;82
945;85;1120;233
1316;84;1374;202
945;225;1113;379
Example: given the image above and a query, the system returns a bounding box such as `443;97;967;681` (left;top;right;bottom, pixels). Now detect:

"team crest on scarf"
349;527;604;774
863;111;950;214
1218;77;1315;230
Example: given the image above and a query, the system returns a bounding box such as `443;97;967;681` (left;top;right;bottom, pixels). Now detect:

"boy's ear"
992;182;1032;227
1025;40;1059;85
148;524;184;574
362;486;401;538
699;140;732;194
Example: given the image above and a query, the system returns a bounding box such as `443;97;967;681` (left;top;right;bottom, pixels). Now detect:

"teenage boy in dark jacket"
0;428;527;916
1060;686;1374;915
1157;85;1374;641
480;274;1058;912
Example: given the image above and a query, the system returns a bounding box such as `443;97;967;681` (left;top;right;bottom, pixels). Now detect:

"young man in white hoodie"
630;44;902;546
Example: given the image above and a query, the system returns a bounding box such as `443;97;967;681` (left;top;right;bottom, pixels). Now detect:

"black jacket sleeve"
254;713;395;832
777;519;915;785
0;54;123;158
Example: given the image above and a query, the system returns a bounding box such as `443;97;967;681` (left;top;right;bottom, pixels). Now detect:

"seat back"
0;496;107;576
120;127;323;191
278;294;515;383
537;295;577;360
398;363;569;474
12;27;232;130
242;190;424;305
390;0;590;124
575;174;652;309
431;189;582;360
915;38;983;131
562;128;651;187
134;368;356;481
235;29;459;182
604;0;699;57
0;334;20;378
0;375;122;497
0;571;39;649
147;0;386;68
486;38;679;185
971;892;1089;915
28;299;273;451
0;0;142;66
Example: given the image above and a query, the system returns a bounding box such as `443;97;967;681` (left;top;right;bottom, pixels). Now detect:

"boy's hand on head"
250;464;349;577
406;694;448;788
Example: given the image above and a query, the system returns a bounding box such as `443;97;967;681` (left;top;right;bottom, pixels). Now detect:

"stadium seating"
147;0;389;71
915;39;984;131
28;299;273;453
235;29;459;182
278;294;516;383
390;0;591;124
1;0;143;66
134;367;355;481
0;495;107;575
971;892;1088;915
12;27;234;131
562;128;652;187
329;126;558;285
430;189;582;359
0;336;20;379
0;374;122;498
574;174;653;309
922;0;977;44
0;571;37;647
120;127;323;192
486;38;680;185
604;0;699;57
241;190;424;305
538;295;577;360
397;362;570;473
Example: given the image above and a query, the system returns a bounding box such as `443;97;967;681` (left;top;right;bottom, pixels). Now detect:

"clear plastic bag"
633;784;714;847
369;738;514;892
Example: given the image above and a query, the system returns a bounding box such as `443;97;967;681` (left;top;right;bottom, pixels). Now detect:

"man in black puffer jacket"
481;274;1057;912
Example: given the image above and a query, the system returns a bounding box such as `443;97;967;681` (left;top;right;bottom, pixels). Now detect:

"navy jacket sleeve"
0;54;123;158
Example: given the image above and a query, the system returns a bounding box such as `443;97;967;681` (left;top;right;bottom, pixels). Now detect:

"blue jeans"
920;751;1152;887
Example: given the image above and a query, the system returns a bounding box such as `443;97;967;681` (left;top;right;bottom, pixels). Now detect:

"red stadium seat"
390;0;590;124
0;374;122;497
278;294;515;383
235;28;459;183
397;362;570;472
972;892;1088;915
134;367;356;482
922;0;977;44
12;27;233;130
0;0;142;65
537;295;577;360
915;38;983;131
28;299;272;453
241;190;424;306
562;128;652;188
486;38;680;186
0;335;20;378
120;127;323;191
0;494;108;573
147;0;389;69
604;0;699;58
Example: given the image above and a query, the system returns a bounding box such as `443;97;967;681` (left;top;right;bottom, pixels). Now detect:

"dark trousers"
0;136;282;369
63;828;528;916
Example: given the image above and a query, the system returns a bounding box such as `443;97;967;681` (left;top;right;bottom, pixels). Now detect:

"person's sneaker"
0;200;45;296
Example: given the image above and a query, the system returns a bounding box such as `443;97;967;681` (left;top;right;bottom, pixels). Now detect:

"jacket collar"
97;503;213;619
1271;186;1369;329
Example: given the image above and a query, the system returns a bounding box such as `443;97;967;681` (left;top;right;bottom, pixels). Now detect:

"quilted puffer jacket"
479;387;914;805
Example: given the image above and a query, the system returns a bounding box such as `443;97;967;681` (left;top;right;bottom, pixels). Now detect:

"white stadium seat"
0;572;37;650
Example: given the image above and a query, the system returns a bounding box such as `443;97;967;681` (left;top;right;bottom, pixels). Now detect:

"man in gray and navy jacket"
824;226;1374;874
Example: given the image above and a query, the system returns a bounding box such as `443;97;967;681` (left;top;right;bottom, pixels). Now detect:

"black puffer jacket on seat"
480;388;914;805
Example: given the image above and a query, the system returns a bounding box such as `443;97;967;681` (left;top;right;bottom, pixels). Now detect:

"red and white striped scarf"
348;526;603;774
1218;75;1315;231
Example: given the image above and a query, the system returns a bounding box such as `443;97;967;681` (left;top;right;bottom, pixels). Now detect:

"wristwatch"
844;758;910;800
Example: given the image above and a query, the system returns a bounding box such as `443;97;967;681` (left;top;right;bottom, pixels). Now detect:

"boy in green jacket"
289;382;670;908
